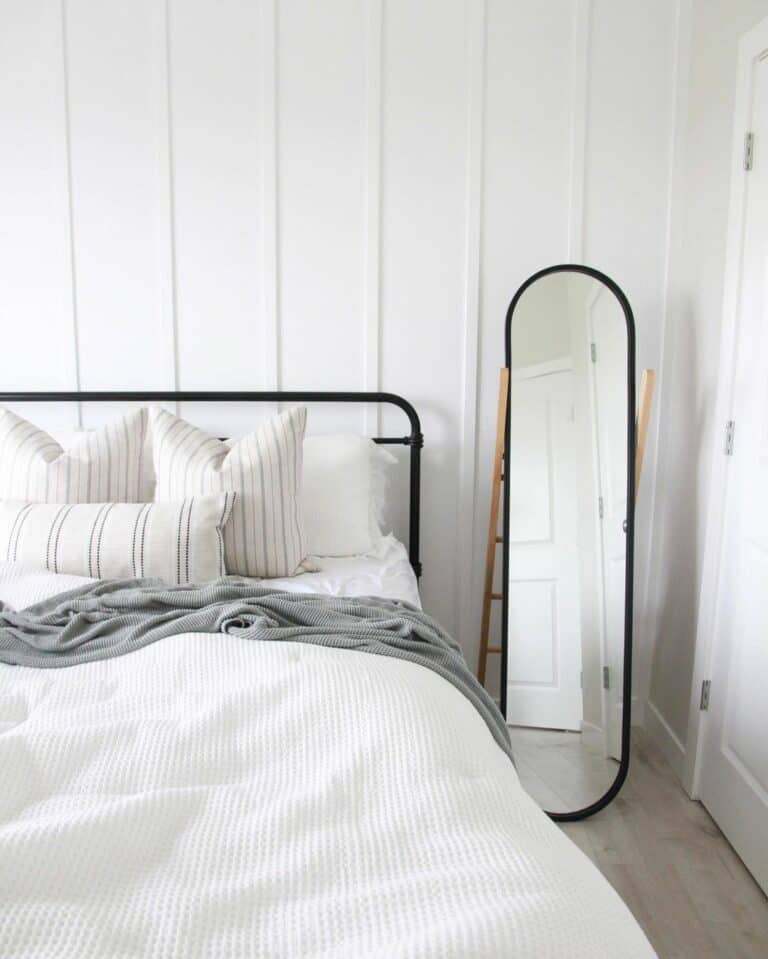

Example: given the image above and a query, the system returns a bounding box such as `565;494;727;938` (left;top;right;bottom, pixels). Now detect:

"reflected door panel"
507;366;582;731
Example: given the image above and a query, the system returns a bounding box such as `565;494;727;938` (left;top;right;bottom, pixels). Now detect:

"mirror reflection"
506;270;628;815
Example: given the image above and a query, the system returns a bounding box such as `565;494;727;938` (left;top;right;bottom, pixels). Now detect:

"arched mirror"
501;264;635;821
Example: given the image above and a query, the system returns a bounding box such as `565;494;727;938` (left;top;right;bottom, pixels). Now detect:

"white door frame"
585;283;615;758
683;15;768;796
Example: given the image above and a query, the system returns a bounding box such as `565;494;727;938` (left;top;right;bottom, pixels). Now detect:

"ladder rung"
487;646;501;654
491;592;503;600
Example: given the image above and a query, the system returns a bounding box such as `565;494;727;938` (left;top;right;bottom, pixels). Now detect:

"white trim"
630;695;645;727
640;0;692;724
457;0;486;647
511;356;573;381
567;0;591;261
59;0;82;425
261;0;280;394
362;0;383;436
158;0;180;408
646;698;687;781
580;719;606;755
683;13;768;796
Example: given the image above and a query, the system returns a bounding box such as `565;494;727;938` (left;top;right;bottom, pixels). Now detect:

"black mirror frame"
501;263;636;822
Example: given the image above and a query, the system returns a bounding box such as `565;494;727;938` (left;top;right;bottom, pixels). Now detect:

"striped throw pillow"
150;406;307;578
0;407;150;503
0;494;235;584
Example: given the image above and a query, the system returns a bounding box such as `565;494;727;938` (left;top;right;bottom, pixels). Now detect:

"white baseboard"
645;698;686;780
631;695;645;727
580;719;606;754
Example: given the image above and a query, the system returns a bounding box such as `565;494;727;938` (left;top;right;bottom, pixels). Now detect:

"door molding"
684;13;768;796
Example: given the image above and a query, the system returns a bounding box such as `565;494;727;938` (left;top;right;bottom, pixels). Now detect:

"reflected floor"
508;726;619;813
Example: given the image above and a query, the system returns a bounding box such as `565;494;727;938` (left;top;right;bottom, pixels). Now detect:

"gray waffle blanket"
0;578;512;761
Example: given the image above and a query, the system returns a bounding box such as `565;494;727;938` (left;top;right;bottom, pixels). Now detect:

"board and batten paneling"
0;0;679;669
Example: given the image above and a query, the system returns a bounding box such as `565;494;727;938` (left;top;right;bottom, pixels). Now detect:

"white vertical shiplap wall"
0;0;679;670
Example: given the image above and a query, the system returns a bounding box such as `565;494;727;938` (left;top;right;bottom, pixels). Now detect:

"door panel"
698;48;768;893
506;367;583;731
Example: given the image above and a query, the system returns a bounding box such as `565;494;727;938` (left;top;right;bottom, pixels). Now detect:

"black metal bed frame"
0;390;424;579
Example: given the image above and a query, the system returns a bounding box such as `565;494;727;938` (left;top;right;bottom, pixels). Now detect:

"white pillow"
150;406;307;578
0;407;150;503
302;435;396;556
0;494;235;584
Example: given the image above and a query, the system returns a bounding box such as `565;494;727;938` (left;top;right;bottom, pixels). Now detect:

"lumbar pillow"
149;406;307;578
0;407;150;503
302;435;396;556
0;494;235;584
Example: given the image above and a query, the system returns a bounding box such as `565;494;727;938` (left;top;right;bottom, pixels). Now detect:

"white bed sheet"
0;558;654;958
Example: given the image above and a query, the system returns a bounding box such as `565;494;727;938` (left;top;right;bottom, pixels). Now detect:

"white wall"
646;0;768;772
0;0;679;672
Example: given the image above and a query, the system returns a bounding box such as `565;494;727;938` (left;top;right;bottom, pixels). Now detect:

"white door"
506;362;583;730
696;45;768;893
589;290;629;760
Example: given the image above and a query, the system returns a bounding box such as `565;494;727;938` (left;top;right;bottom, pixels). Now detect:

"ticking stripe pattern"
0;494;235;585
0;407;149;504
149;406;307;578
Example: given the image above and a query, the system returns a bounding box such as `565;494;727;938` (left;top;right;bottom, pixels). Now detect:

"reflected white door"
589;290;628;760
507;363;583;730
697;50;768;893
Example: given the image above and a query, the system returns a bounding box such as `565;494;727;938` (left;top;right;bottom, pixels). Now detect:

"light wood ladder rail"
477;367;655;688
477;368;508;686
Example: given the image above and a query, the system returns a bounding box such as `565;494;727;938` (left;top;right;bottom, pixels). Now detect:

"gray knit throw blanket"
0;578;513;762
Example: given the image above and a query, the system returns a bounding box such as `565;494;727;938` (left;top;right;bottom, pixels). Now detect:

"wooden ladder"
477;367;655;688
477;368;509;686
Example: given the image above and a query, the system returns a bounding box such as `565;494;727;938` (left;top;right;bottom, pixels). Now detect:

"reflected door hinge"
725;420;736;456
744;131;755;171
598;496;604;519
700;679;711;711
602;666;610;690
590;342;597;363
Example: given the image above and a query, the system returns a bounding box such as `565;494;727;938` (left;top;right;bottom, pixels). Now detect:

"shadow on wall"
648;301;714;742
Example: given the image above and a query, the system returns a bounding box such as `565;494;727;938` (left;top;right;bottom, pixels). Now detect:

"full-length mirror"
501;265;635;821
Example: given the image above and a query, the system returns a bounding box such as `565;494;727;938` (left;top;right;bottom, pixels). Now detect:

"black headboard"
0;390;423;578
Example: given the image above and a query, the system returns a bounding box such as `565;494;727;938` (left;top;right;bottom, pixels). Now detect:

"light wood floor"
508;726;619;812
555;731;768;958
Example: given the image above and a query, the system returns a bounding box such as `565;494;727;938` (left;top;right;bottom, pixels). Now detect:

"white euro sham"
150;406;307;578
0;406;150;503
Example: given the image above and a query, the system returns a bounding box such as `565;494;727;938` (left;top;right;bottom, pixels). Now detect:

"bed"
0;391;654;958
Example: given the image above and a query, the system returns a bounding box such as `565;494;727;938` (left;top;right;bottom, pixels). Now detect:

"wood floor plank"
551;730;768;958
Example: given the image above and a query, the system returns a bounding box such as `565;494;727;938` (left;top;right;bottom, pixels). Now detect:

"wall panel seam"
59;0;82;425
262;0;280;394
568;0;591;261
457;0;487;655
363;0;383;436
160;0;180;409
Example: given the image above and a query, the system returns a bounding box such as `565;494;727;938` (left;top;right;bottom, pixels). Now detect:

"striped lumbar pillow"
0;407;151;503
149;405;307;578
0;494;235;584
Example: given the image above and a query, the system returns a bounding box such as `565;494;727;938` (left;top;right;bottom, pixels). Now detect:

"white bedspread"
0;565;654;958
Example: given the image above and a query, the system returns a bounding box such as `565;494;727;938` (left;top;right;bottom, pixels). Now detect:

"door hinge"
598;496;604;519
725;420;736;456
590;342;597;363
744;131;755;171
700;679;711;711
602;666;610;690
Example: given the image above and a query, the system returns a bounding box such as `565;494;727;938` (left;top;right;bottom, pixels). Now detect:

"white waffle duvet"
0;565;654;958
